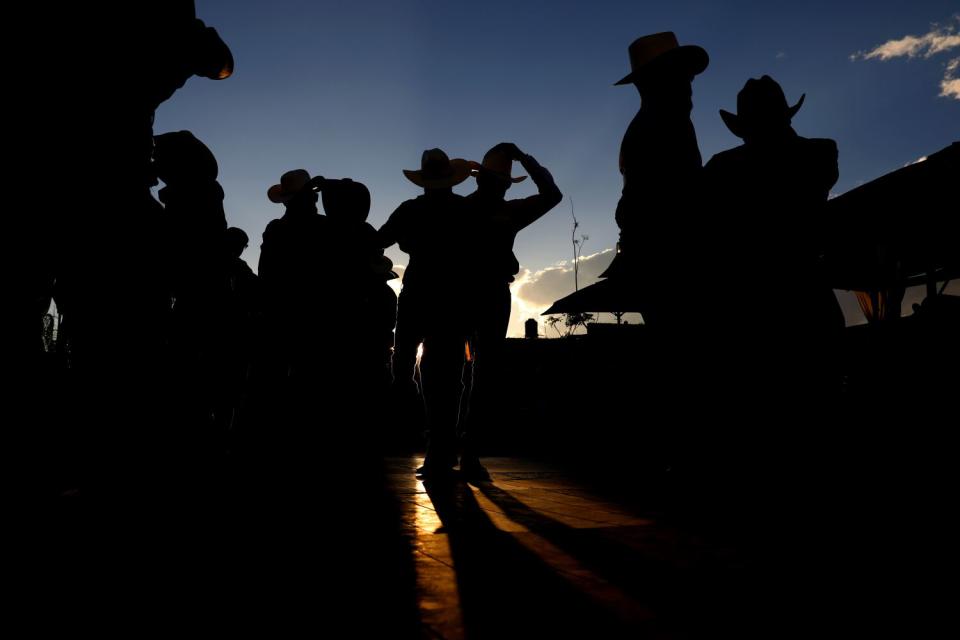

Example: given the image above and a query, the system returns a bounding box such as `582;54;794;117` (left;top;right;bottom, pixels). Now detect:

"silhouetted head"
268;169;319;212
153;130;219;186
188;20;234;81
403;149;473;193
318;178;372;222
471;144;527;199
146;15;234;110
615;32;707;112
720;75;805;143
224;227;249;258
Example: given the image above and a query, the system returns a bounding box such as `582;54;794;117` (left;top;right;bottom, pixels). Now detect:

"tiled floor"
385;457;756;639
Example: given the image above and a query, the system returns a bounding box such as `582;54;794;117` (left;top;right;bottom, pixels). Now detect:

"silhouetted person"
314;176;399;431
702;75;842;475
155;130;229;297
153;129;232;467
254;169;341;471
378;149;474;477
225;228;259;307
600;33;709;475
259;169;332;375
36;3;233;498
154;129;230;337
220;227;260;436
460;142;562;479
705;76;842;343
605;32;709;329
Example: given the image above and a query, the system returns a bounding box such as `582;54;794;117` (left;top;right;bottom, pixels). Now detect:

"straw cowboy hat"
719;75;805;139
469;146;527;183
614;31;709;86
403;148;473;189
268;169;313;204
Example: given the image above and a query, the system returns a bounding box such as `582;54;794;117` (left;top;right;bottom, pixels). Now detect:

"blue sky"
155;1;958;335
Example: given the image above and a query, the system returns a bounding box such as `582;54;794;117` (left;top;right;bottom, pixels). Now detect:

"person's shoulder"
797;136;838;156
232;256;255;275
705;144;747;169
262;217;284;238
391;197;421;214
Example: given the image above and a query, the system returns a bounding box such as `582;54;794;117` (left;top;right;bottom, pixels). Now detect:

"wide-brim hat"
268;169;312;204
468;149;527;183
614;31;708;86
719;75;805;139
403;148;473;189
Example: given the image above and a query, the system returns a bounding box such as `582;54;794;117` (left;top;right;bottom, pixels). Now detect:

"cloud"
941;57;960;99
507;248;642;337
852;20;960;61
515;249;616;306
851;17;960;100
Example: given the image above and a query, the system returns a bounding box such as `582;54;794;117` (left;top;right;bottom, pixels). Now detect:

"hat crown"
627;32;681;70
404;148;472;189
280;169;311;192
615;32;708;85
420;148;454;180
481;149;513;176
268;169;312;203
737;75;791;119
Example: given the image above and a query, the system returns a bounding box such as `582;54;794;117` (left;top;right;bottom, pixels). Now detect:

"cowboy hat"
403;148;473;189
469;146;527;183
719;75;805;139
615;31;708;86
268;169;313;204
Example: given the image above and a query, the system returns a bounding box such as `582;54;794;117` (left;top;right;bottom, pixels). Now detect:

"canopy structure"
543;277;644;316
824;141;959;295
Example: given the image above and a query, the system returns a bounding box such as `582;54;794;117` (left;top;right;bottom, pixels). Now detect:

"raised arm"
507;143;563;231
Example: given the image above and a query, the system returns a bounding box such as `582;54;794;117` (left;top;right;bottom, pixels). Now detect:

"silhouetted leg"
392;289;426;446
419;334;466;474
460;285;510;476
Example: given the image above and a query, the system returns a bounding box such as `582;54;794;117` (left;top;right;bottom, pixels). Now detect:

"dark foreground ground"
24;445;953;639
21;306;957;637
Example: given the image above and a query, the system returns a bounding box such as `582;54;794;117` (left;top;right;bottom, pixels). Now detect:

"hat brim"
719;94;805;139
470;165;527;183
614;45;709;86
268;184;293;204
403;159;473;189
718;109;746;139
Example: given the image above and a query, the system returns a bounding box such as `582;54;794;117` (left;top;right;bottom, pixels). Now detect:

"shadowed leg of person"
419;333;467;474
460;285;511;477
